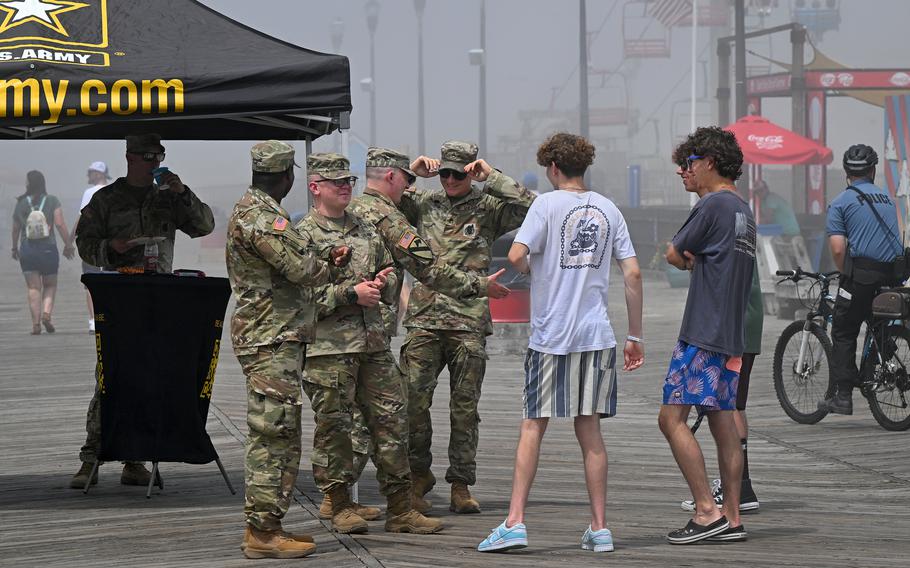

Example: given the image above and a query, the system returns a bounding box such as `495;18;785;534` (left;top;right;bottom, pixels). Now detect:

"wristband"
626;335;643;343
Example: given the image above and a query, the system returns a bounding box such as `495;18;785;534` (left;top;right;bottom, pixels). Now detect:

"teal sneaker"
477;520;528;552
581;526;614;552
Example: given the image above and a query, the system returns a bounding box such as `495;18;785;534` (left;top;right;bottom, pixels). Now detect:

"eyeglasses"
400;170;417;185
439;169;467;181
684;154;704;171
131;152;165;162
315;176;358;188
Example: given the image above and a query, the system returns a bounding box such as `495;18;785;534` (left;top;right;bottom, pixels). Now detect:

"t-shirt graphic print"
734;211;757;258
560;204;610;269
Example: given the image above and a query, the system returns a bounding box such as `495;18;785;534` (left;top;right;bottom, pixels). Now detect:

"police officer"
821;144;901;416
71;133;215;489
296;153;442;535
228;141;348;559
400;141;535;513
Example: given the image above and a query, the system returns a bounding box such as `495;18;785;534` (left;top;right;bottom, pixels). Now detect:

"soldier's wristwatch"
344;286;359;304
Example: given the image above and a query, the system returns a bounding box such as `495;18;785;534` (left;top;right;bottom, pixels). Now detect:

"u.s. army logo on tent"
0;0;110;66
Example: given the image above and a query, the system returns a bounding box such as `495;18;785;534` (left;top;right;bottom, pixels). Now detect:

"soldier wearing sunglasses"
70;133;215;491
399;140;535;514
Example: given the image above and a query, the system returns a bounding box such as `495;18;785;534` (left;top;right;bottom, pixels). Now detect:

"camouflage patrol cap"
307;152;353;180
250;140;299;173
125;133;165;153
366;147;416;177
439;140;478;172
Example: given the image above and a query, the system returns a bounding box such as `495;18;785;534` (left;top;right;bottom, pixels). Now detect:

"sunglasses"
130;151;165;162
439;169;467;181
315;176;358;188
684;154;704;171
401;170;417;185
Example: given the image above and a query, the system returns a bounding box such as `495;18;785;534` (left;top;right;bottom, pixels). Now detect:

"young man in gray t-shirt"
659;127;755;545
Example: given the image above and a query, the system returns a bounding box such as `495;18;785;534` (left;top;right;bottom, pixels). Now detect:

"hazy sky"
1;0;908;212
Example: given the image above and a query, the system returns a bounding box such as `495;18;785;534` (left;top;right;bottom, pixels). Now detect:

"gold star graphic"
0;0;90;37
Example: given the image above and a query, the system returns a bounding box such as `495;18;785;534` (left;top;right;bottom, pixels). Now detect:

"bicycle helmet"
843;144;878;174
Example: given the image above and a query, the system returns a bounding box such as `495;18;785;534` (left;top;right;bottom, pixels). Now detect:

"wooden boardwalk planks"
1;260;908;567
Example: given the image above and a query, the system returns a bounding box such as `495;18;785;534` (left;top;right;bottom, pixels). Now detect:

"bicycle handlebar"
776;267;840;282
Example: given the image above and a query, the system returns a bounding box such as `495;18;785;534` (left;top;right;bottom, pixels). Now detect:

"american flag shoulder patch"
273;217;288;231
398;230;417;248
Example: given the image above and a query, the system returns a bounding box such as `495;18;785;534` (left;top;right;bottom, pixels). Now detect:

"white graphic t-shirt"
514;190;636;355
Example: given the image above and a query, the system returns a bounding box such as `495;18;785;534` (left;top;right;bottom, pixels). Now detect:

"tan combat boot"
241;524;313;552
329;486;369;534
242;525;316;559
384;489;444;534
450;482;481;514
318;493;382;520
69;462;98;489
120;462;152;486
410;470;436;513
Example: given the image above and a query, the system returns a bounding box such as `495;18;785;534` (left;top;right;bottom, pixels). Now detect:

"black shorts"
735;352;757;411
19;241;59;276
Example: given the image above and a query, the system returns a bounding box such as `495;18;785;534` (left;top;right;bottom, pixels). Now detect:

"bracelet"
626;335;643;343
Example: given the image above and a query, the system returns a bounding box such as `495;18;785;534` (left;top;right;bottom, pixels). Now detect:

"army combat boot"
410;470;436;513
242;525;316;559
319;492;382;520
329;486;369;534
450;482;481;514
120;462;152;486
69;462;98;489
241;524;313;552
384;489;444;534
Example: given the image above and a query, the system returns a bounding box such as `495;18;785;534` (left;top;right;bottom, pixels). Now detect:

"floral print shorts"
662;340;741;411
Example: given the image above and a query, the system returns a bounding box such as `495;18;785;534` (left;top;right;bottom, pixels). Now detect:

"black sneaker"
706;524;747;542
681;479;759;512
667;516;729;545
819;393;853;415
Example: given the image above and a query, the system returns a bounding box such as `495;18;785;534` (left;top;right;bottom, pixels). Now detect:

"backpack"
25;196;50;240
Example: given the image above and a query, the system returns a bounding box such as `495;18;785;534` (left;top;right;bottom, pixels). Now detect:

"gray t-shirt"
671;190;756;356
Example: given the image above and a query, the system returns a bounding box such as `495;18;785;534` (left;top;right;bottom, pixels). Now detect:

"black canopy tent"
0;0;351;141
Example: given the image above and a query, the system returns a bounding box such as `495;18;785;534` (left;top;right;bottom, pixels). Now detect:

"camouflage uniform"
343;147;497;483
296;153;412;498
399;141;535;485
75;135;215;465
227;141;338;532
350;147;493;337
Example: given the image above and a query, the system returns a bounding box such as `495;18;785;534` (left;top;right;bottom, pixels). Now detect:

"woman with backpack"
9;170;75;334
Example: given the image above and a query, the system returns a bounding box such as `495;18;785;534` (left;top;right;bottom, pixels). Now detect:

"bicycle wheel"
773;320;831;424
866;325;910;431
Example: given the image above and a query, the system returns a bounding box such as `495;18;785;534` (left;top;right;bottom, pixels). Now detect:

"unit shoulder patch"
396;229;433;263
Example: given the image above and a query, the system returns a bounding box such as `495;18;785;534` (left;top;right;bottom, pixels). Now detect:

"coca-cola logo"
891;72;910;87
747;134;784;150
820;73;836;87
837;73;854;87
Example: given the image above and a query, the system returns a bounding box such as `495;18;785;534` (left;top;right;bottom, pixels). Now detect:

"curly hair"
536;132;595;178
672;126;743;181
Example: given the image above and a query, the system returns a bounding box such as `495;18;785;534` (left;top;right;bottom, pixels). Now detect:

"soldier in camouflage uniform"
333;147;512;513
228;141;349;560
400;141;536;513
70;133;215;490
297;153;442;535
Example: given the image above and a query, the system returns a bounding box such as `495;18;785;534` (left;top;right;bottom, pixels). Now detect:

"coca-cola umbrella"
725;116;834;165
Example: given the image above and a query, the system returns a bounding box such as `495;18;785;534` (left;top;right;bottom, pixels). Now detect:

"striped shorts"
523;348;618;419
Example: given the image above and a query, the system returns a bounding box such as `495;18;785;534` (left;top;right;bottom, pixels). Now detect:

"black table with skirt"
81;272;235;497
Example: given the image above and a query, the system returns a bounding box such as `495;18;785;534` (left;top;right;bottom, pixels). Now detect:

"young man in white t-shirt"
478;133;644;553
75;161;112;332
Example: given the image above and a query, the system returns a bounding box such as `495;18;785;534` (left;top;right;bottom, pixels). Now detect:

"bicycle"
772;267;910;431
